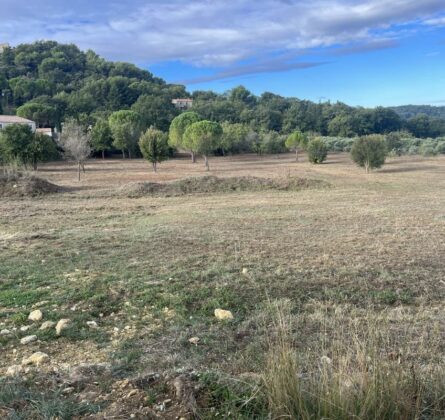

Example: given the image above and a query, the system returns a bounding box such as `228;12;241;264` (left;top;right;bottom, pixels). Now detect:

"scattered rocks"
86;321;98;328
6;365;23;376
214;308;234;321
28;309;43;322
20;335;37;345
56;318;71;335
188;337;200;345
22;352;50;366
40;321;56;330
0;329;11;335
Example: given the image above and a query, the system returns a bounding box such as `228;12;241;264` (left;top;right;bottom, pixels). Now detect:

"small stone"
40;321;56;330
28;309;43;322
22;352;50;366
320;355;332;365
214;308;234;321
242;267;249;275
6;365;23;376
86;321;98;328
20;325;31;332
188;337;200;345
126;389;137;398
0;329;11;335
20;335;37;345
62;387;75;394
56;319;71;335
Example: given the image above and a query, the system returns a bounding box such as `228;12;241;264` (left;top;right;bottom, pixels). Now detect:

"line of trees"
2;41;445;144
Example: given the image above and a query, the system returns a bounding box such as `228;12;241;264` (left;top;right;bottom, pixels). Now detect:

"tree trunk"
102;150;105;160
191;151;196;163
122;150;125;159
365;162;370;173
128;150;132;159
77;162;81;181
204;155;209;171
33;158;37;171
82;163;86;173
152;162;157;172
295;149;299;162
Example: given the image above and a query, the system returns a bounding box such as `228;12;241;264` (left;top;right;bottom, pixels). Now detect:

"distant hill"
0;41;444;138
391;105;445;120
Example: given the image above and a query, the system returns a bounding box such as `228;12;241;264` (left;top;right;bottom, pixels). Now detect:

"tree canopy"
183;120;223;170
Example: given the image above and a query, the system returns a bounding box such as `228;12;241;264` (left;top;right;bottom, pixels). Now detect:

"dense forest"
1;41;445;140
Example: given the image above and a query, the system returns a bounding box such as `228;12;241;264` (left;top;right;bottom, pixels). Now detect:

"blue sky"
1;0;445;107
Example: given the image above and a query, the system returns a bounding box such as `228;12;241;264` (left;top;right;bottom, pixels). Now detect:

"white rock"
56;319;71;335
22;352;50;366
0;329;11;335
214;308;234;321
320;355;332;365
20;335;37;345
188;337;200;345
242;267;249;275
20;325;31;332
40;321;56;330
86;321;98;328
28;309;43;322
6;365;23;376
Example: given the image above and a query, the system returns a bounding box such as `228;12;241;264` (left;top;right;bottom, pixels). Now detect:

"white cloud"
0;0;444;77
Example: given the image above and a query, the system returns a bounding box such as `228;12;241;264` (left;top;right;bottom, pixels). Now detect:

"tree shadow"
378;165;439;174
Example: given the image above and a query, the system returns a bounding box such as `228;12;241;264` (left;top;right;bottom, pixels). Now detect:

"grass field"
1;152;445;418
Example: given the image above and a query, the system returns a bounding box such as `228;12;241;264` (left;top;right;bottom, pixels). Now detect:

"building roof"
0;115;35;124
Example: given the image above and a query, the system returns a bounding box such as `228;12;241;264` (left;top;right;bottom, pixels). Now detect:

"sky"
1;0;445;107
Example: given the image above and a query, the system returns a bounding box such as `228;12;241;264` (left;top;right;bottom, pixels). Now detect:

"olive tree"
61;119;92;181
168;111;200;162
183;120;222;171
139;127;169;172
351;135;387;173
307;137;328;164
285;130;308;162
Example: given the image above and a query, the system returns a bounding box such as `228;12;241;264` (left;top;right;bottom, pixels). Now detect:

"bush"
435;141;445;154
351;135;387;172
260;131;287;154
419;140;438;157
307;137;328;164
320;136;354;152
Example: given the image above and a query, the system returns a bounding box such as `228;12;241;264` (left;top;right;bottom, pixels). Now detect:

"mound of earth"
123;175;329;197
0;173;60;197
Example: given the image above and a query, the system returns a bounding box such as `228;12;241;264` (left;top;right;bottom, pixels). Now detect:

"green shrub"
351;135;387;172
307;137;328;164
435;141;445;154
419;140;438;157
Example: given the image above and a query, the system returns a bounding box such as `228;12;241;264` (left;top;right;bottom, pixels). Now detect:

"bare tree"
61;120;92;181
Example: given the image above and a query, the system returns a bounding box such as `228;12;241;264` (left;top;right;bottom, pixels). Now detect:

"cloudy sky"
1;0;445;106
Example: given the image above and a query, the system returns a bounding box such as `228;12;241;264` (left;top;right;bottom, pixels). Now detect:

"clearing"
1;152;445;418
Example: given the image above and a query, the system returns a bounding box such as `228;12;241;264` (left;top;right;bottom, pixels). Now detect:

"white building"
0;43;9;53
0;115;36;132
172;98;193;110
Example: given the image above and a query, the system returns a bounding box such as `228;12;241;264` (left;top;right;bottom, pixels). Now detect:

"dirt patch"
0;173;61;197
122;175;329;197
